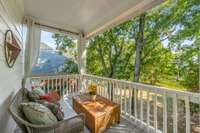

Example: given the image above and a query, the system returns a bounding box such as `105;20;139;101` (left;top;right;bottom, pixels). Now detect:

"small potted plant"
88;84;97;101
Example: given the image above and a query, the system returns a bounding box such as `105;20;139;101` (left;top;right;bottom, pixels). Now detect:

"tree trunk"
134;13;146;82
97;43;109;75
132;13;146;114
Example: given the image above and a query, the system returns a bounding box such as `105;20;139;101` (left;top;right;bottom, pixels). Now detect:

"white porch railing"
30;74;80;96
29;74;200;133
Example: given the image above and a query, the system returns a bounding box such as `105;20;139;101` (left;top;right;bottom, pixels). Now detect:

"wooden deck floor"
14;96;147;133
102;118;146;133
14;117;146;133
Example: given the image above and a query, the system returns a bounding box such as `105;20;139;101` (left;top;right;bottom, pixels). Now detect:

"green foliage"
86;0;200;91
87;24;135;79
52;33;78;74
62;60;78;74
177;43;199;91
52;33;78;60
52;0;199;91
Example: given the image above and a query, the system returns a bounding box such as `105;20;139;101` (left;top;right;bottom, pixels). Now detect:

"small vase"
91;95;96;101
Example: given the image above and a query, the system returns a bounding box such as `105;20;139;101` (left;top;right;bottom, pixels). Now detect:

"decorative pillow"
39;91;60;102
28;87;45;101
36;100;64;121
21;102;58;125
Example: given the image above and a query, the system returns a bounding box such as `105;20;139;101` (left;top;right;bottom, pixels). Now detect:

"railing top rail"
28;73;200;98
82;74;200;98
30;73;79;78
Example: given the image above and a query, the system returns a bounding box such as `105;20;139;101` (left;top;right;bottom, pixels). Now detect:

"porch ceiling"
22;0;163;38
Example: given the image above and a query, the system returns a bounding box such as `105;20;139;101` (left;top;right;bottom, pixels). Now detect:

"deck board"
14;118;145;133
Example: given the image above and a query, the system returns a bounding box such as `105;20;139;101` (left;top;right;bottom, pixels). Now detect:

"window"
32;30;78;74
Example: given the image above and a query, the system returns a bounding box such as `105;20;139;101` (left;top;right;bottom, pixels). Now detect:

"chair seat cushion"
21;102;58;125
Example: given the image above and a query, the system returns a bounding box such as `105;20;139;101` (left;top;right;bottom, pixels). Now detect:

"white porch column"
78;34;87;74
78;34;87;93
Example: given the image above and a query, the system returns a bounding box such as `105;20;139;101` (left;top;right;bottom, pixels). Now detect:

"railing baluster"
112;81;115;102
51;77;54;91
73;76;75;95
60;76;62;94
134;87;137;118
129;85;132;117
72;76;74;94
66;76;68;96
100;80;102;96
102;80;104;97
163;92;167;133
74;76;76;94
76;76;78;93
120;83;123;113
47;77;50;93
185;95;190;133
72;76;75;94
124;84;127;115
101;80;103;97
114;82;116;102
107;80;109;99
55;77;58;91
140;90;143;122
103;80;107;98
147;90;150;128
154;93;157;132
73;76;75;93
104;80;107;98
173;94;178;133
116;83;119;104
68;77;71;95
70;77;72;95
109;81;111;100
71;76;73;95
97;83;99;95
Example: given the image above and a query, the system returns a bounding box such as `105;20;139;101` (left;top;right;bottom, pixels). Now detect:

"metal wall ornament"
4;30;21;68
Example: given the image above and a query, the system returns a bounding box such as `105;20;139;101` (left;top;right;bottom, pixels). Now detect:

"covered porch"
5;0;200;133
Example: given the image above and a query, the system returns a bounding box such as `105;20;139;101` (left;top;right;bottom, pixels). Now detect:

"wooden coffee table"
72;94;120;133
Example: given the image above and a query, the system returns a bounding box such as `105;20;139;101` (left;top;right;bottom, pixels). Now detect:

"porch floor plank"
15;118;145;133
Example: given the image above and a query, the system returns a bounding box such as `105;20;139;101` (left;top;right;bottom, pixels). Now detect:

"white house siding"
0;0;24;133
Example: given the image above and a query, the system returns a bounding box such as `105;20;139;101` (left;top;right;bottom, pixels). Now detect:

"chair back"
9;88;30;133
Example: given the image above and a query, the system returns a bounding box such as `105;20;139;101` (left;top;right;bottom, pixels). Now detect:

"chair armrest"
26;114;85;133
27;113;85;129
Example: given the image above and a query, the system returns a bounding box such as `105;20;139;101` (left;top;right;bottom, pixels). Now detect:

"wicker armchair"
9;88;85;133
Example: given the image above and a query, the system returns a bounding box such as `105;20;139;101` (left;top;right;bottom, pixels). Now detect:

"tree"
53;0;200;91
52;33;78;74
133;13;146;82
87;23;134;79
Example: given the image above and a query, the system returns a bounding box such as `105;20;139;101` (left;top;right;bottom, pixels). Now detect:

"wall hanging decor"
4;30;21;68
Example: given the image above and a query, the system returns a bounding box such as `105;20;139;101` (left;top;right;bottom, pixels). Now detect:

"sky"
41;30;57;50
41;29;193;51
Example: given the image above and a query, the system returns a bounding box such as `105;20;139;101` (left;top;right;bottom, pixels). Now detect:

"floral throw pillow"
39;91;60;102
